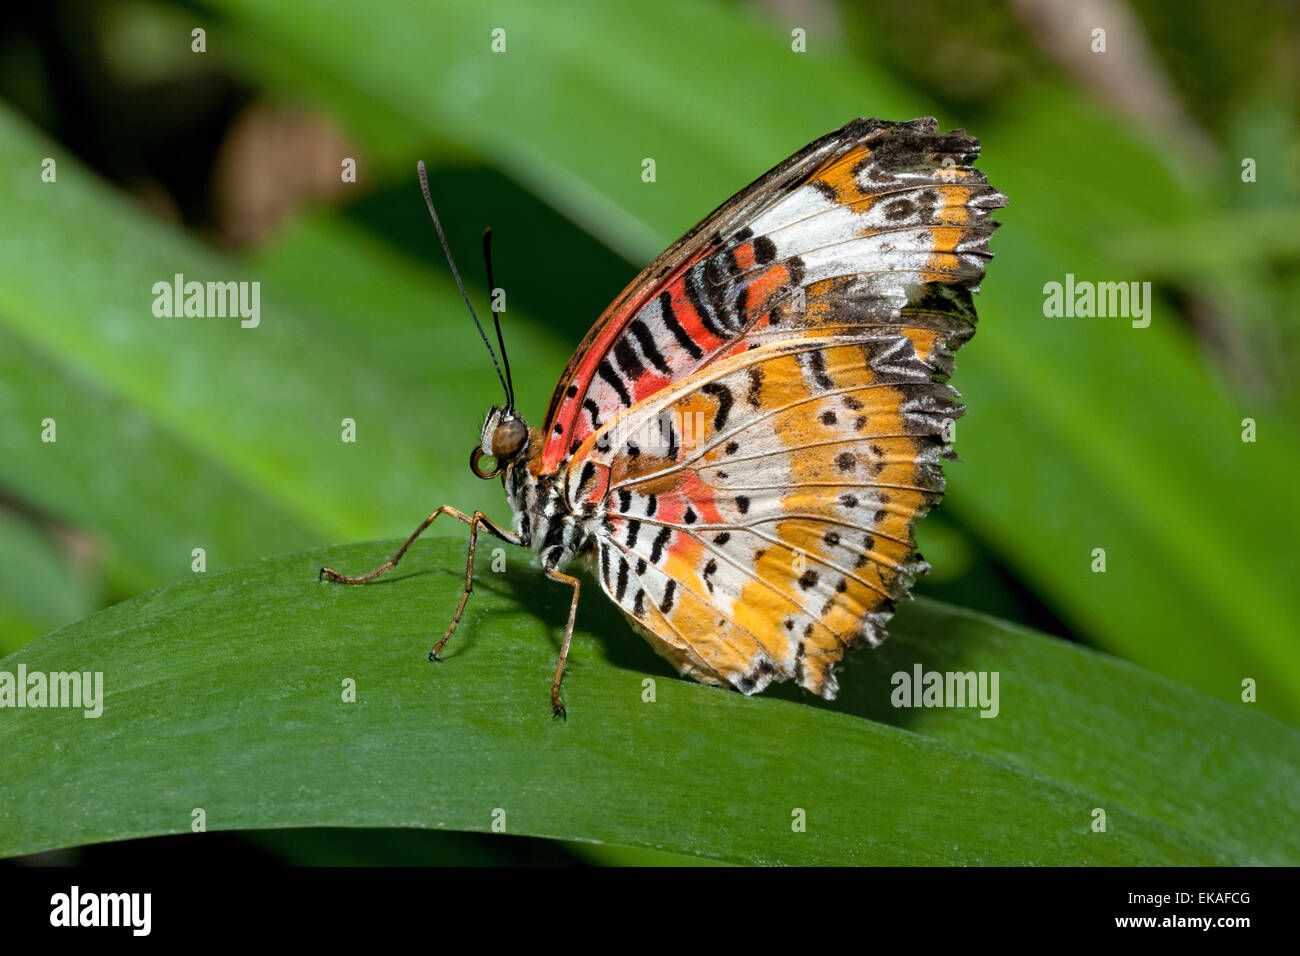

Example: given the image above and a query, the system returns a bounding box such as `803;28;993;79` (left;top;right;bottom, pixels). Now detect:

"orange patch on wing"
745;263;790;312
661;548;773;679
810;145;873;206
900;326;940;363
921;185;971;283
738;346;918;687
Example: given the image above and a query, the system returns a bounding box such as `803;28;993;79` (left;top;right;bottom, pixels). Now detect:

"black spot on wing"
660;579;677;615
701;382;733;430
810;180;837;203
597;359;632;407
733;287;749;319
658;291;705;360
684;269;729;340
612;336;646;381
787;255;806;288
746;366;764;409
615;555;630;601
599;542;612;590
628;318;672;375
649;526;672;564
702;558;718;594
805;350;834;390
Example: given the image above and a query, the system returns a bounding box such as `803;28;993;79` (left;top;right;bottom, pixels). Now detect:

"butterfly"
320;117;1006;717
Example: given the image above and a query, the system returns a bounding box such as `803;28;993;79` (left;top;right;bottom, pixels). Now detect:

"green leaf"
2;539;1294;864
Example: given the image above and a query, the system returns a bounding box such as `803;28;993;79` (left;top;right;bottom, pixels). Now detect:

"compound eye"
491;418;528;458
470;446;502;479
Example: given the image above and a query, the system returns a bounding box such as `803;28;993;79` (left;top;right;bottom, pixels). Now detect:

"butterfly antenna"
416;161;510;403
482;227;515;409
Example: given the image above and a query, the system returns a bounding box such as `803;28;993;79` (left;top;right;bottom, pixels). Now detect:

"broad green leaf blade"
820;602;1300;866
2;539;1292;865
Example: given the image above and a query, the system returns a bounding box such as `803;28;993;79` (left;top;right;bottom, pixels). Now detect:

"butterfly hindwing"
565;328;964;698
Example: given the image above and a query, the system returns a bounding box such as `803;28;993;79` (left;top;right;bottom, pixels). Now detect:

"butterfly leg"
544;568;581;719
319;507;519;661
428;510;521;662
318;506;476;585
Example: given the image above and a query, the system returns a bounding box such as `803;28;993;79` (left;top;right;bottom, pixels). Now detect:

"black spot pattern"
746;366;764;408
701;382;734;430
649;526;672;563
660;579;677;614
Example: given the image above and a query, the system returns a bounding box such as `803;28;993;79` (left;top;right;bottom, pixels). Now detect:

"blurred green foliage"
0;0;1296;864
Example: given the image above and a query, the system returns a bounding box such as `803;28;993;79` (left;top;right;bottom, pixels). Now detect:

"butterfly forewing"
539;118;1003;471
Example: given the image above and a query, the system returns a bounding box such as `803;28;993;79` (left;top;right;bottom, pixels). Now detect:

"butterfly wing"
565;329;963;697
536;116;1005;476
553;117;1004;698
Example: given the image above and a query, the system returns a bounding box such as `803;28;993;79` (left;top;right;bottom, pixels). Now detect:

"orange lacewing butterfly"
319;118;1006;717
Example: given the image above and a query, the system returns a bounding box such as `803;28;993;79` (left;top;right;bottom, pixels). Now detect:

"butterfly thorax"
502;435;590;572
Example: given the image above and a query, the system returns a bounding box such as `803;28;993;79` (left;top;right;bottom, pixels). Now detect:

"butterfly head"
471;406;529;479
